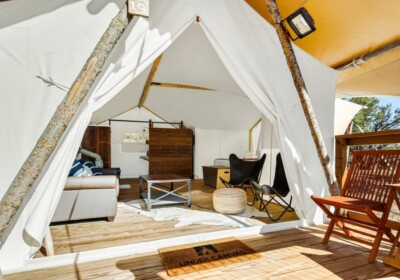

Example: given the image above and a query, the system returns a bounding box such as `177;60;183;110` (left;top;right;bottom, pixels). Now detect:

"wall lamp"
282;7;316;41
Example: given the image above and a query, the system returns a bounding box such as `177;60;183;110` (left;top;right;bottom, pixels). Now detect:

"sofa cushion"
64;175;119;191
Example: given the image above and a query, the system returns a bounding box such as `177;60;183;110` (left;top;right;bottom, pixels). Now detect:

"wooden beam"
0;3;132;247
138;55;163;108
347;136;400;146
335;138;348;189
336;129;400;145
249;118;262;151
265;0;340;196
150;82;214;91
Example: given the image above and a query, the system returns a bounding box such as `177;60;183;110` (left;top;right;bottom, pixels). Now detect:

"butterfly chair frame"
220;154;266;206
312;150;400;263
250;153;294;221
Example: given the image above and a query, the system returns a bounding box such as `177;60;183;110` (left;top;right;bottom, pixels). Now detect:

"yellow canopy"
246;0;400;97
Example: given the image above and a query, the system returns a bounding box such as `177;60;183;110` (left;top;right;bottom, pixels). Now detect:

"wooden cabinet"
148;127;193;178
81;126;111;168
202;166;230;189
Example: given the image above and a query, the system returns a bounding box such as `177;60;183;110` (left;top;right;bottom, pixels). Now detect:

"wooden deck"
6;225;400;279
36;179;298;257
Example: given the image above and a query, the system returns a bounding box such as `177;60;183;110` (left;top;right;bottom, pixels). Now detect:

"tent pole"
265;0;340;196
336;40;400;71
0;3;133;246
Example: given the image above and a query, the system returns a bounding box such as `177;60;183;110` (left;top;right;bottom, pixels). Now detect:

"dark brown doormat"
158;238;260;276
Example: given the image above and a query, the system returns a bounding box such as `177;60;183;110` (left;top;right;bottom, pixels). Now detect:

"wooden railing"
335;129;400;188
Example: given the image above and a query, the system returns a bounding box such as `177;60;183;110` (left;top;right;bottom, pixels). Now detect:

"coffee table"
139;174;191;211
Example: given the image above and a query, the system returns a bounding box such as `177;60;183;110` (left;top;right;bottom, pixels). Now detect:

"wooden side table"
202;166;230;189
383;183;400;268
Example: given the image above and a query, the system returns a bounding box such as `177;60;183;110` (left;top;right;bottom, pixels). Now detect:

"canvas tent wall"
0;0;336;270
334;99;364;135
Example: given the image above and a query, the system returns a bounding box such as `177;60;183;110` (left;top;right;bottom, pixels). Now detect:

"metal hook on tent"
351;54;366;68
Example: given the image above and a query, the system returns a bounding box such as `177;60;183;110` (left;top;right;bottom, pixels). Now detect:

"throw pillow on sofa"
79;159;102;176
68;159;91;177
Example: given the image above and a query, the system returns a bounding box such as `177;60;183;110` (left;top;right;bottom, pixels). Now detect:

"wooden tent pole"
0;3;132;246
265;0;340;196
138;54;163;108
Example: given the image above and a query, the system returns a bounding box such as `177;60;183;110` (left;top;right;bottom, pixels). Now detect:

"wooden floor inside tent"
36;179;298;257
6;225;400;279
121;178;299;225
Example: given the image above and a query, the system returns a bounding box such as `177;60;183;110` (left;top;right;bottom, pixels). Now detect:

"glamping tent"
0;0;336;270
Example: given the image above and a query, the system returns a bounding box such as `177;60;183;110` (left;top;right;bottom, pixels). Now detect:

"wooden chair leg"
322;219;336;244
369;231;384;263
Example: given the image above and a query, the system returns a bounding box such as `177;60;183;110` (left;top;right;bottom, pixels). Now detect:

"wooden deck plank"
6;226;400;280
27;175;394;280
36;179;298;257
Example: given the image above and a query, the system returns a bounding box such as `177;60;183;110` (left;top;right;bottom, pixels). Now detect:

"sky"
378;97;400;110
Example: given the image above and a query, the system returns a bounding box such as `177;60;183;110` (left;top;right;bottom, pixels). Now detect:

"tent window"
123;130;149;144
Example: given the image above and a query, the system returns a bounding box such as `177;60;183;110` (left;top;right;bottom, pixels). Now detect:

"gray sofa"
51;175;119;223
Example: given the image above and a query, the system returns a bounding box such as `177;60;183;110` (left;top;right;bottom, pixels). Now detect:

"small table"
139;174;191;211
202;166;230;189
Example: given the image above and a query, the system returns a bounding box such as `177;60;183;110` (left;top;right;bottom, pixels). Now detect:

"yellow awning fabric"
246;0;400;97
246;0;400;68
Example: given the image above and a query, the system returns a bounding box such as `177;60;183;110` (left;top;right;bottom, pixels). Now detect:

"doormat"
119;184;131;189
158;238;260;276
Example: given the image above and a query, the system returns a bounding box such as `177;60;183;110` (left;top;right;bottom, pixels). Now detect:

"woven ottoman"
212;188;247;214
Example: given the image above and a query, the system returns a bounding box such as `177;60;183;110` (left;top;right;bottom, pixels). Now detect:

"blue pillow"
69;160;83;176
79;159;102;176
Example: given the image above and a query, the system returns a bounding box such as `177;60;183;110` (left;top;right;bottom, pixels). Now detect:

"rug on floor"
121;189;268;228
181;190;271;219
122;201;259;228
158;237;260;276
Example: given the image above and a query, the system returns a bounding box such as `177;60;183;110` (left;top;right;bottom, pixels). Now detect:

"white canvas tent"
334;99;364;135
0;0;336;270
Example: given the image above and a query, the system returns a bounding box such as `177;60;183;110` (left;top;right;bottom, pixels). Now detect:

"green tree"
349;97;400;133
348;97;400;150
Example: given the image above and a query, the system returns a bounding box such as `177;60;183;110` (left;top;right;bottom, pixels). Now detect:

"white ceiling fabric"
145;87;260;130
91;24;257;128
153;24;244;96
0;0;336;269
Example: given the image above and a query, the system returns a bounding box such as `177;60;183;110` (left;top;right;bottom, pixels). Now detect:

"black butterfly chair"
250;153;294;221
220;153;266;205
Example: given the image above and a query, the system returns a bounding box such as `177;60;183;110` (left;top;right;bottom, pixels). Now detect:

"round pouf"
212;188;247;214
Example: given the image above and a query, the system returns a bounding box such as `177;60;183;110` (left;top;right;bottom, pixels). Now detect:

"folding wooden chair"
311;150;400;262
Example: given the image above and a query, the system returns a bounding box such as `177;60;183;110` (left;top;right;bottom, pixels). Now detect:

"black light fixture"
283;7;316;41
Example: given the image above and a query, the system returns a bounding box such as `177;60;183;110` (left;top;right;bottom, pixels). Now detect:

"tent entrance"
37;177;300;260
